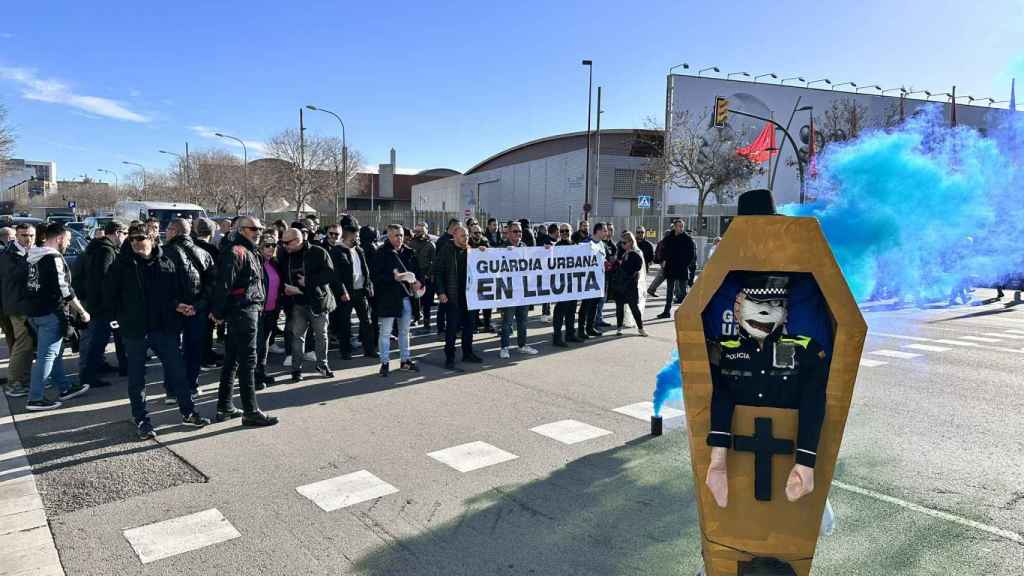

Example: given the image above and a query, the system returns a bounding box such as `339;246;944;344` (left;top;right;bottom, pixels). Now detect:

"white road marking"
832;480;1024;545
427;441;518;473
296;470;399;512
530;420;612;445
868;349;922;360
122;508;241;564
859;359;888;367
985;332;1024;339
934;339;980;347
959;335;1003;343
903;344;952;353
612;401;684;421
1004;329;1024;335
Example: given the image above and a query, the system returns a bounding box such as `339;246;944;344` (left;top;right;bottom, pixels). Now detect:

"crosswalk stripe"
122;508;241;565
612;402;683;421
868;349;922;359
859;359;888;367
959;336;1002;343
1005;329;1024;335
530;420;612;445
904;344;952;353
427;441;518;473
934;339;980;347
296;470;399;512
986;332;1024;339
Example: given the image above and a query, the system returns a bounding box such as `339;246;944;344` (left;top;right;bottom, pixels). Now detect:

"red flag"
736;122;778;163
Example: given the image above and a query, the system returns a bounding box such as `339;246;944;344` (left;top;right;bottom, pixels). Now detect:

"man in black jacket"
76;220;127;391
164;218;216;397
192;217;223;367
656;219;697;319
105;224;211;438
635;227;655;273
211;217;277;427
329;225;374;361
278;226;336;381
434;224;482;369
1;224;37;398
372;224;421;376
433;219;460;335
25;223;92;411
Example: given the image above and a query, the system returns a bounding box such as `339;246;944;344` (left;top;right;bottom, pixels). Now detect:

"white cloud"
0;66;148;122
189;124;267;155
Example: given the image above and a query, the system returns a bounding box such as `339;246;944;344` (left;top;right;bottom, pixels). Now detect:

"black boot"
242;411;279;427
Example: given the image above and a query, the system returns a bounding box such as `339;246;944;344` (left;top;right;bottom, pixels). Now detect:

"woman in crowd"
255;232;285;389
613;231;648;337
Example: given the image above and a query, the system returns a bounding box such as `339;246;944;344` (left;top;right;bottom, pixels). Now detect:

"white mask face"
736;294;788;340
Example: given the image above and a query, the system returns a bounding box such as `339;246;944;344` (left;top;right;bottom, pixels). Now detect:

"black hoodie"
104;245;186;338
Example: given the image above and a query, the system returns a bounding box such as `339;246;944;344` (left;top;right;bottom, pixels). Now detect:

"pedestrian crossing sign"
637;195;652;208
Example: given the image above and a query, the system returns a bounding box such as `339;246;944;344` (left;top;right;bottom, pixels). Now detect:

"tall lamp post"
582;59;593;221
664;62;689;234
856;84;882;93
754;73;778;82
727;71;750;79
158;149;189;201
832;81;857;90
781;76;805;85
215;132;248;214
306;104;348;221
97;168;118;198
807;78;831;88
121;161;146;199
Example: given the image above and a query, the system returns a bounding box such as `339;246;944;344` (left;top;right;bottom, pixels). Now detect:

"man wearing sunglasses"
211;217;278;427
278;227;336;381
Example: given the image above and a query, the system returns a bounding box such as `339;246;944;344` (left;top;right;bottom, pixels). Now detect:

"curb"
0;392;66;576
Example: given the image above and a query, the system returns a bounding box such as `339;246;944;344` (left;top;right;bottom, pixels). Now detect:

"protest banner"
466;243;605;310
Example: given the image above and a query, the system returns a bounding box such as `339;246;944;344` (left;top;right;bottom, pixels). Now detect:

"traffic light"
714;96;729;127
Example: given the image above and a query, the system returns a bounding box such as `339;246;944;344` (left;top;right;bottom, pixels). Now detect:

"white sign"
466;244;605;310
637;195;652;208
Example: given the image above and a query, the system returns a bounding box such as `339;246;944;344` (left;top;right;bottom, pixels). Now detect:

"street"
3;289;1024;576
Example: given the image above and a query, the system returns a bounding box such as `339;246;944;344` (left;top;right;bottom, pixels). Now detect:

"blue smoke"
780;105;1023;302
652;349;683;417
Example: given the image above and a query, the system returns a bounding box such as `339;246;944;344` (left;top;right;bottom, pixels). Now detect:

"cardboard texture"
675;215;867;576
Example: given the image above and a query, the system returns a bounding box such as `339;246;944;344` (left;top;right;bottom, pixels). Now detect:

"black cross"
732;417;794;501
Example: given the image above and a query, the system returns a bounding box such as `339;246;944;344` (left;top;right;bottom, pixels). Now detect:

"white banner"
466;244;605;310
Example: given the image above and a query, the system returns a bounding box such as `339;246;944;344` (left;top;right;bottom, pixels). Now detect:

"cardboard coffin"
675;215;867;576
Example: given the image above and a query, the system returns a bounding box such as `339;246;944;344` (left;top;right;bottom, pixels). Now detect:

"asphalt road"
3;288;1023;575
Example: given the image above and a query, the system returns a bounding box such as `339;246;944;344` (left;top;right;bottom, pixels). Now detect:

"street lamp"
754;73;778;81
214;132;248;214
727;71;750;79
807;78;831;88
927;92;951;101
97;168;118;196
856;84;882;92
832;81;856;90
990;99;1008;107
698;66;719;76
781;76;805;85
158;149;190;201
904;90;929;98
121;161;146;197
582;59;594;219
306;104;348;219
669;62;689;74
881;87;905;95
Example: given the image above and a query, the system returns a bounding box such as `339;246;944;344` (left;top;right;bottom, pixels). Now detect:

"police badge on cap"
740;273;790;302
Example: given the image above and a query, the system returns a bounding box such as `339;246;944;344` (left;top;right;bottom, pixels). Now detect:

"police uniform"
705;274;828;470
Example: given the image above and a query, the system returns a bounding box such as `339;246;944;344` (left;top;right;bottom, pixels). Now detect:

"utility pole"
594;86;602;219
299;107;306;219
582;59;593;221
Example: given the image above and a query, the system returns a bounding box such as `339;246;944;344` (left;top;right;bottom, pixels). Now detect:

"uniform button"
758;393;764;398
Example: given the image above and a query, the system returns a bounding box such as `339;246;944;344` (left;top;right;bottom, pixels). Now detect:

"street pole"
594;86;602;219
305;105;348;220
97;169;118;198
582;60;593;221
122;161;145;199
214;133;249;214
184;141;193;204
299;108;306;219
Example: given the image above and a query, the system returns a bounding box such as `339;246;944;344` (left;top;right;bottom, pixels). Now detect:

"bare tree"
264;129;334;219
190;149;245;213
319;137;365;219
0;103;13;162
645;110;757;235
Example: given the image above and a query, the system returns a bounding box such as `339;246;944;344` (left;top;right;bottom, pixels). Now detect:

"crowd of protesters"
0;214;697;440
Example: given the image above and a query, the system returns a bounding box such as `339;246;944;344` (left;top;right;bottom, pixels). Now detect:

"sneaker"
163;395;178;406
616;328;623;336
304;351;317;362
400;360;419;372
26;399;62;411
291;371;302;383
242;411;279;427
317;365;334;379
182;413;211;428
499;347;511;359
270;343;286;354
215;407;244;422
655;312;671;320
282;355;293;367
4;383;29;398
379;363;390;377
254;380;267;391
58;383;90;401
542;315;552;323
517;345;539;355
646;289;657;298
638;329;649;337
137;420;156;439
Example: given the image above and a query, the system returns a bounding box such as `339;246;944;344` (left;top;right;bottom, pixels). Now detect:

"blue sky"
2;0;1022;183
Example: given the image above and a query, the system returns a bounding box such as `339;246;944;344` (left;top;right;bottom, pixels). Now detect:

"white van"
114;201;208;234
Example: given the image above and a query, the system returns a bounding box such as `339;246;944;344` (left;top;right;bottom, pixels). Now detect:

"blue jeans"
29;314;71;401
123;331;195;424
78;315;114;386
181;303;207;392
378;298;412;364
500;306;528;348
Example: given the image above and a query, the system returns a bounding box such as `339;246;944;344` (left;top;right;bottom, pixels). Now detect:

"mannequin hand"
705;447;729;508
785;464;815;502
78;310;91;324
